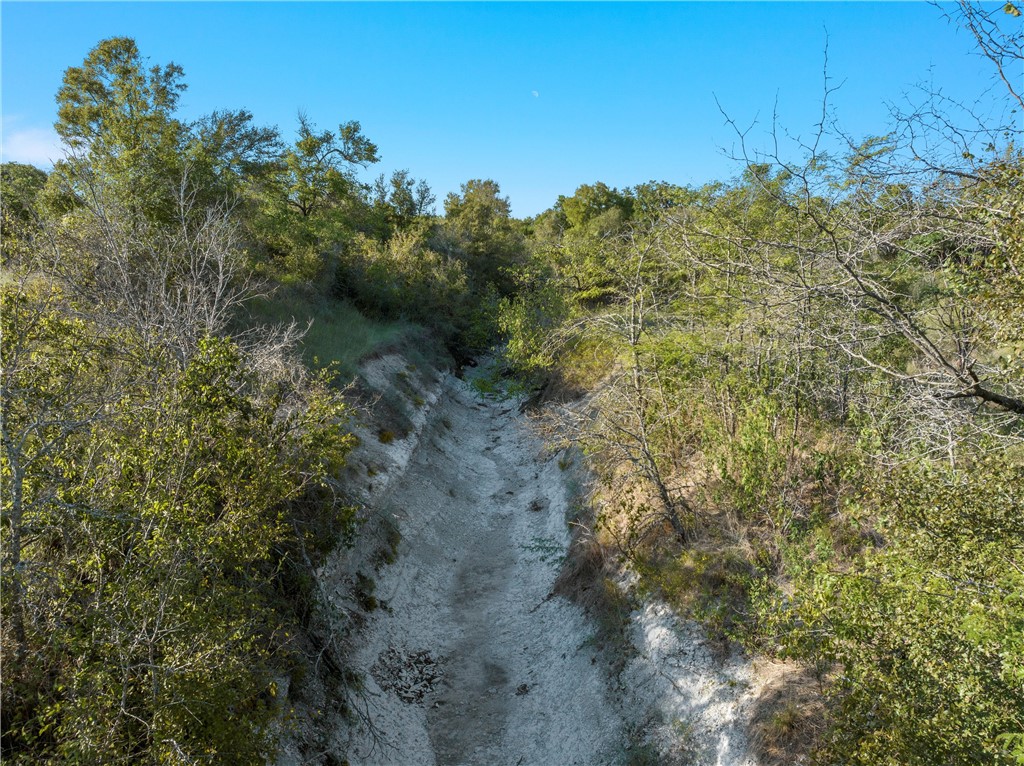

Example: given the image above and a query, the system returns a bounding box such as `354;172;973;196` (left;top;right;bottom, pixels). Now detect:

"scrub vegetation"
2;2;1021;763
0;34;526;764
498;4;1024;763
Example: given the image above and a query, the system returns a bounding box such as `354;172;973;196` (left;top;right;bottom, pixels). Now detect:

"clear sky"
0;2;1012;217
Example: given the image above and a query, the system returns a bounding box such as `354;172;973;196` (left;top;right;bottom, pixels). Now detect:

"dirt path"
345;371;623;765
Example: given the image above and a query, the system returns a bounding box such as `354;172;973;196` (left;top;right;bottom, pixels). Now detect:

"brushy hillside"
3;5;1022;764
0;35;518;764
498;5;1024;762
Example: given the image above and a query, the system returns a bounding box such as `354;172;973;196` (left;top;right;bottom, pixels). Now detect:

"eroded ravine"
425;438;518;763
344;372;623;765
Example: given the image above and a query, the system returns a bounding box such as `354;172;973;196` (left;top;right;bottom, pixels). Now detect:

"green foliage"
1;163;48;267
1;162;48;221
443;178;527;296
244;113;381;286
951;149;1024;364
630;180;702;222
636;547;755;642
497;267;568;376
11;20;1022;764
1;292;354;762
556;181;633;234
371;169;436;234
771;459;1024;765
50;37;187;223
186;108;283;204
55;37;185;152
507;85;1023;762
340;224;468;340
2;38;377;763
245;112;380;287
243;287;410;381
279;113;378;220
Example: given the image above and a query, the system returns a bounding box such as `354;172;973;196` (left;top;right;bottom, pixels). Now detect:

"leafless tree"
937;0;1023;112
28;160;311;394
687;13;1024;458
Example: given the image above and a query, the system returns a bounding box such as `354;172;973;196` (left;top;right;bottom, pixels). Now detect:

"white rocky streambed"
280;358;766;765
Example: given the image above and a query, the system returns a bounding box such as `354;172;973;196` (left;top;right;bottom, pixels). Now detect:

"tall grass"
244;286;411;381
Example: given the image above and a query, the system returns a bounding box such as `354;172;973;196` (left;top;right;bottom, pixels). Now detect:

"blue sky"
0;2;1011;216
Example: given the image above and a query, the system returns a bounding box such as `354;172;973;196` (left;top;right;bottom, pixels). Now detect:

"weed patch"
634;546;755;647
748;664;825;766
242;287;411;382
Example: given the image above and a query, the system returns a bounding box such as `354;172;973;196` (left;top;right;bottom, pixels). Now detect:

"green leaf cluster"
1;286;353;763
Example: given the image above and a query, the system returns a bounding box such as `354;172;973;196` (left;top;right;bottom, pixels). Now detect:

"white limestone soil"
343;372;623;765
618;599;762;765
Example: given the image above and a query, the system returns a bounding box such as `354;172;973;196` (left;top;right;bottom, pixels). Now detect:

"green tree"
630;180;702;223
186;108;283;204
249;114;379;283
371;169;436;234
49;37;187;223
774;459;1024;765
556;181;633;234
280;113;378;219
443;178;525;295
1;163;48;222
1;281;353;763
1;163;49;267
343;223;468;339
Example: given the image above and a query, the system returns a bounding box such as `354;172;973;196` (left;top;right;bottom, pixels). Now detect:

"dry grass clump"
554;524;634;656
554;530;606;606
748;662;826;766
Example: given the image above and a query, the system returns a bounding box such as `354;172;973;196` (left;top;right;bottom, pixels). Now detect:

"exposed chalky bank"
344;368;623;765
